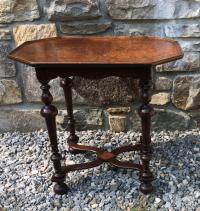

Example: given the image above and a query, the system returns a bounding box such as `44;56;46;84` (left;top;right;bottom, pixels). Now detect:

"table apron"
35;65;152;81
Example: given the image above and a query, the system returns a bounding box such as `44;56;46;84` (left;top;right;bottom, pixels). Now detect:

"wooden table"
8;36;183;195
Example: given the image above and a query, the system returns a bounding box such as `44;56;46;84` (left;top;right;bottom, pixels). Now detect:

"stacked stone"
0;0;200;132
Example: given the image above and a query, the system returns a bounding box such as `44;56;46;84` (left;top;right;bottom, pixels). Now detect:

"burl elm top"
8;36;183;66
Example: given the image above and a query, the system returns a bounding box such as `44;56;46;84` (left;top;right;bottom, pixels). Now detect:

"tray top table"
8;36;183;195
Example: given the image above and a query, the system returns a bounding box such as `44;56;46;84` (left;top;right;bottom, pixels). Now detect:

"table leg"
138;79;154;194
40;81;69;195
60;77;80;154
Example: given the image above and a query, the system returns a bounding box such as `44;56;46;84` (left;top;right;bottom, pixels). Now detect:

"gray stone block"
152;108;196;131
179;40;200;52
172;75;193;110
60;22;111;34
0;28;11;40
114;23;164;36
172;75;200;110
165;24;200;38
0;79;22;105
107;0;200;20
0;106;103;132
21;65;86;105
156;52;200;72
155;76;173;91
0;0;40;23
57;108;103;130
130;107;196;131
0;107;44;133
46;0;101;21
0;42;16;77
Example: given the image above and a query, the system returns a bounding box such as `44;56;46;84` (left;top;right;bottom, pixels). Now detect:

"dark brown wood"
8;36;184;195
39;79;69;195
63;159;104;173
36;65;152;81
138;79;154;194
60;77;80;154
69;143;105;154
63;142;143;172
9;36;183;66
110;160;142;171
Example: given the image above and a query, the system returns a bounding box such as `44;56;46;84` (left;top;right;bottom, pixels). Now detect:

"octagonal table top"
8;36;183;67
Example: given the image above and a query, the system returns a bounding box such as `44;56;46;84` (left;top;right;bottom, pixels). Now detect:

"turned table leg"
138;79;154;194
40;81;69;195
60;77;80;154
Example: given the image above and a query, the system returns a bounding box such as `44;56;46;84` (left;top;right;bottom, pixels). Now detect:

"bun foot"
54;182;69;195
139;183;154;194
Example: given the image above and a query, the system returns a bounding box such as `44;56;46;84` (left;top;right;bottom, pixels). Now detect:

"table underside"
35;64;152;82
35;65;154;195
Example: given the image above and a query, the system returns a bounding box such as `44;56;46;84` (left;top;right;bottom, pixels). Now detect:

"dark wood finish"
39;79;69;194
60;77;80;154
138;79;154;194
8;36;184;195
64;142;143;172
9;36;183;66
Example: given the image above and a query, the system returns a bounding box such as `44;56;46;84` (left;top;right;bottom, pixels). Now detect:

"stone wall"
0;0;200;132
